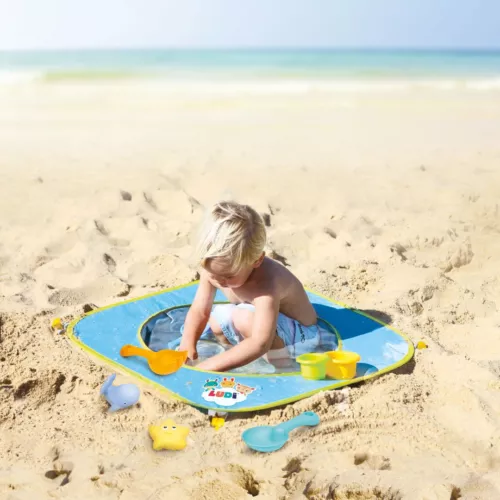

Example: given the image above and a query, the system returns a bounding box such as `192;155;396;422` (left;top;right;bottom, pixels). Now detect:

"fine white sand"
1;81;500;499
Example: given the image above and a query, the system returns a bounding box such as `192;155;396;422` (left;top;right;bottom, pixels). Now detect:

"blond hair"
197;201;266;273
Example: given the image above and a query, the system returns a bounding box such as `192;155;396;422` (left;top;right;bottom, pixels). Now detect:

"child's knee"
232;308;253;338
208;314;223;334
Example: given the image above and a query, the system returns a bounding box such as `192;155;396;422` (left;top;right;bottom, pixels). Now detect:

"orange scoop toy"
120;345;187;376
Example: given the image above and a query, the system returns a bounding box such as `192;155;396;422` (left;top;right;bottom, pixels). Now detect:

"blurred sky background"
1;0;500;51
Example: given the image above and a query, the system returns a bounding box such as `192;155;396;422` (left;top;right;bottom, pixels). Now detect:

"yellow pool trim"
65;281;415;412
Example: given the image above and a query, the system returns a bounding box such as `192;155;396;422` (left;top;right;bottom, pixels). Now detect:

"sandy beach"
1;80;500;499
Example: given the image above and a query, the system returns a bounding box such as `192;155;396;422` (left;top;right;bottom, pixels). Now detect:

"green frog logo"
203;378;219;391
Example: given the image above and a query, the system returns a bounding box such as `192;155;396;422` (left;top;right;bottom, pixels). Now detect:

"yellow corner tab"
211;417;225;431
51;318;63;331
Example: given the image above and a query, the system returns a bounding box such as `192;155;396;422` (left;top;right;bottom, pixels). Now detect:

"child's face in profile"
204;255;263;289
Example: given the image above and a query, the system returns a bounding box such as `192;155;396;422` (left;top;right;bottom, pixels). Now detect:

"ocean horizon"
1;48;500;90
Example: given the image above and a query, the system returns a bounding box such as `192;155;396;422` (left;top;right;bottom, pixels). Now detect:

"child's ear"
252;252;265;268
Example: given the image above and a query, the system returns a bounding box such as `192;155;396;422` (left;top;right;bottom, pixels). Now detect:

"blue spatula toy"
242;411;320;452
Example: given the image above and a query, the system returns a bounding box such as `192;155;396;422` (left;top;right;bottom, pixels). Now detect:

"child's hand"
179;341;197;362
196;358;216;371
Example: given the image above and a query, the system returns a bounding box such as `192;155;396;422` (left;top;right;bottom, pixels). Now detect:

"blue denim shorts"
211;303;322;358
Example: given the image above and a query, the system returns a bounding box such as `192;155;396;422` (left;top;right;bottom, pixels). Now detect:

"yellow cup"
296;353;328;380
326;351;361;380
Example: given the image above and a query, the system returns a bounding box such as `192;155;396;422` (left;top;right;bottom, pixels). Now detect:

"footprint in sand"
282;457;303;478
390;242;408;261
354;452;391;470
13;379;39;400
268;203;279;215
13;371;66;407
187;194;201;214
261;212;272;227
94;220;109;237
94;219;130;247
45;459;73;487
120;190;132;201
143;187;202;216
190;464;260;498
269;249;290;267
159;173;202;214
44;233;80;257
140;216;158;231
143;192;159;211
127;255;195;288
48;276;130;306
102;253;117;273
443;240;474;272
324;227;337;239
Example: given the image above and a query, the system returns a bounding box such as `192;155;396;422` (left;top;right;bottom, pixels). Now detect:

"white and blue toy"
100;374;140;412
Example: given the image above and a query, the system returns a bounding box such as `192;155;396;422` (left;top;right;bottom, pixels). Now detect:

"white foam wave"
2;70;500;93
464;77;500;90
137;77;500;95
0;70;44;85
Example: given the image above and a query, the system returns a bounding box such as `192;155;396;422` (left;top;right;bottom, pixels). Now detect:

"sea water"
1;49;500;91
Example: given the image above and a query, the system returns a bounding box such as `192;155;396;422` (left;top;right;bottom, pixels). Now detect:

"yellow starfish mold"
148;419;190;451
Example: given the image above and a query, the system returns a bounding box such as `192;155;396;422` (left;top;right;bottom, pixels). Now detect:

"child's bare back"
207;257;316;327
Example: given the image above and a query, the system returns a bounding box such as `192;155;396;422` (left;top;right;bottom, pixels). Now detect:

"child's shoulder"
261;256;297;279
254;257;299;291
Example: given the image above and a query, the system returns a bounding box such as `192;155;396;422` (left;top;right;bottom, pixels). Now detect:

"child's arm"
196;294;279;372
178;272;216;361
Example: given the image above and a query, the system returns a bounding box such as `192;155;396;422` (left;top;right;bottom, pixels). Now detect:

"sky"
1;0;500;51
